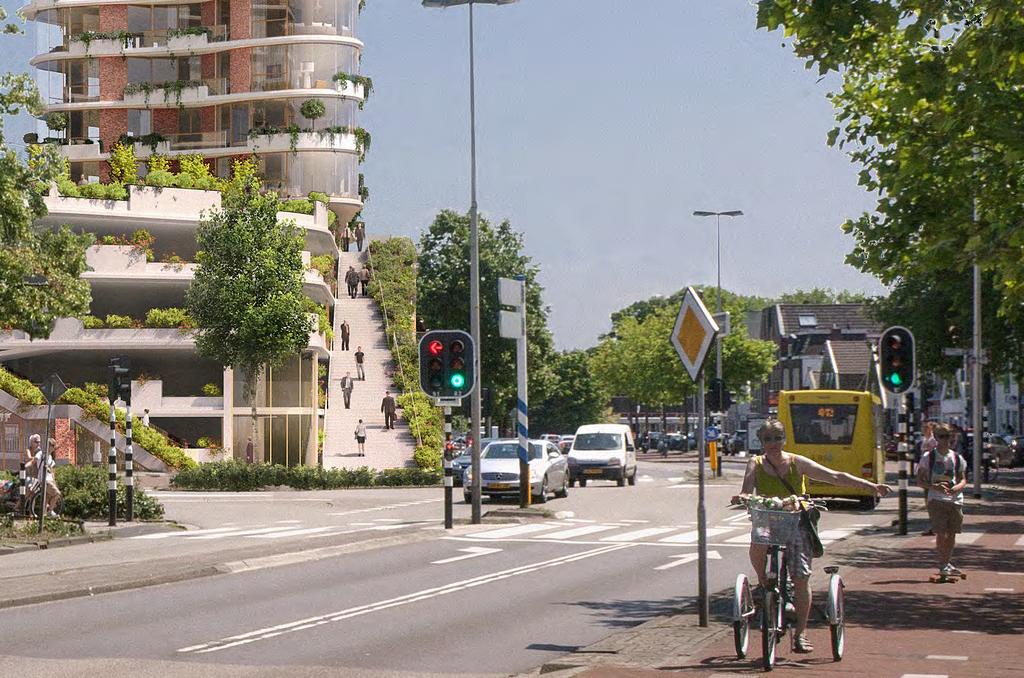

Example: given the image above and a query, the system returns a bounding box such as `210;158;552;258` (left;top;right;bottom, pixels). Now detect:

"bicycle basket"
749;506;802;546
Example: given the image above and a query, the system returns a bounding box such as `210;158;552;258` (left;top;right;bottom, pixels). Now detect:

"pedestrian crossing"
131;517;432;542
457;519;868;547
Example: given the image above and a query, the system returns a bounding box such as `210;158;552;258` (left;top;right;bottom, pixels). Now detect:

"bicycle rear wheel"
732;573;753;658
761;588;781;671
827;573;845;661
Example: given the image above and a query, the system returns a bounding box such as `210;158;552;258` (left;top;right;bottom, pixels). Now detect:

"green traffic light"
450;373;465;389
890;373;902;386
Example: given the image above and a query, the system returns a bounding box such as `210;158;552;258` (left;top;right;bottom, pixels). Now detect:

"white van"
568;424;638;487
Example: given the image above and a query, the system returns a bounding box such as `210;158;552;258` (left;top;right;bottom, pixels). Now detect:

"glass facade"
231;354;316;466
219;98;358;144
258;151;360;199
253;0;359;38
251;43;359;92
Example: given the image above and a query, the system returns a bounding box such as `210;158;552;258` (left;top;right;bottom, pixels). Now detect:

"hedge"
54;465;164;521
171;461;439;491
368;238;444;469
0;367;195;470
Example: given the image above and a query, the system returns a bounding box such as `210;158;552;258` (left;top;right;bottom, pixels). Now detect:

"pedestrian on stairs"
360;266;371;296
354;222;365;251
381;391;397;430
341;372;355;409
345;266;360;299
354;419;367;456
341;224;353;252
355;346;365;380
340;320;350;351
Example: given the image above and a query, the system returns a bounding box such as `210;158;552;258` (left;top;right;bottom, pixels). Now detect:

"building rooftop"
776;303;881;335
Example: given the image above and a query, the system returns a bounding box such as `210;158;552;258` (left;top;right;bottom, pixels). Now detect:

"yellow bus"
777;389;885;510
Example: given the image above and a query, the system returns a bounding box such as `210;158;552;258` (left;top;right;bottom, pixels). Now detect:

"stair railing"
363;246;423;447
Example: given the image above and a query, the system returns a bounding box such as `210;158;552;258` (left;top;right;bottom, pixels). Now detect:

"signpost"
669;287;719;627
499;276;530;508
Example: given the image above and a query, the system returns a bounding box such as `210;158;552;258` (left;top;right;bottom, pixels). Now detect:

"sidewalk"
527;469;1024;678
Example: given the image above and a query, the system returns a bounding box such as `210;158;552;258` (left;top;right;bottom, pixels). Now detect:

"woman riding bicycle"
735;419;890;653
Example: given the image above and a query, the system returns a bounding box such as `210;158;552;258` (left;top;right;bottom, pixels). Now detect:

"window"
798;314;817;327
127;109;152;137
482;443;542;460
179;108;202;134
573;433;622;451
789;404;859;445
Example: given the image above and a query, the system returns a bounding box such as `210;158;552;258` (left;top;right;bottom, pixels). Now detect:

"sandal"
793;634;814;653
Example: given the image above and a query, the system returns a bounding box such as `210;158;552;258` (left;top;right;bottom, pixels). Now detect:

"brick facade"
152;108;179;135
53;419;75;464
98;5;127;32
229;48;252;94
229;0;251;40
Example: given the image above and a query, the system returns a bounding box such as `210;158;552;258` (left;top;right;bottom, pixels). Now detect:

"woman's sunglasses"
761;435;785;443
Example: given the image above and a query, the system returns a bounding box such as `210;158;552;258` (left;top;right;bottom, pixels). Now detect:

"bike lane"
565;471;1023;678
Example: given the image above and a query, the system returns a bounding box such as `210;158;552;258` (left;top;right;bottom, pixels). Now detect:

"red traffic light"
428;340;444;355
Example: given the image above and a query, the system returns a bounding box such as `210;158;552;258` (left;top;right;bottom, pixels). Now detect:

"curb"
0;532;111;556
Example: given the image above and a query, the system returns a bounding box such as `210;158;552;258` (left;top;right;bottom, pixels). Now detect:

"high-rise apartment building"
0;1;389;471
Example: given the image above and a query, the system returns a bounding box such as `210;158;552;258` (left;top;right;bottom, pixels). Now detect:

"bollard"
897;399;908;535
125;401;134;522
108;402;117;527
18;461;26;515
443;406;453;530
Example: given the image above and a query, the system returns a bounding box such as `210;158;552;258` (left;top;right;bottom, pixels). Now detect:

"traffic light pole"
443;405;453;530
696;371;709;627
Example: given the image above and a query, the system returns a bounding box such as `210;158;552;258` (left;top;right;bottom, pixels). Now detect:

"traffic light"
418;330;476;399
705;378;734;412
879;326;915;394
109;357;131;404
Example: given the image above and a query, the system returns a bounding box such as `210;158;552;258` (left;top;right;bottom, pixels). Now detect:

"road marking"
983;587;1015;593
654;550;721;571
465;523;562;539
926;655;968;661
900;675;949;678
601;527;677;542
327;499;443;517
817;528;857;544
660;527;736;543
667;477;684;482
373;518;404;522
178;543;633;654
724;532;752;545
951;630;981;634
997;572;1024;576
562;518;596;523
619;519;650;524
1015;535;1024;547
536;525;620;540
274;520;302;524
431;546;502;565
724;512;751;524
251;527;336;539
668;484;700;489
189;527;299;540
132;527;238;540
956;531;985;544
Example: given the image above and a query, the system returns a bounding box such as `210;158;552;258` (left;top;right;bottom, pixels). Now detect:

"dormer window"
798;314;817;328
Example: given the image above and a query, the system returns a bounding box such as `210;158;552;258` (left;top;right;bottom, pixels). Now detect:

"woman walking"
354;419;367;456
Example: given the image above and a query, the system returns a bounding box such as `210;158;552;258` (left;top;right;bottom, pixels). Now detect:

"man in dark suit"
381;391;397;430
340;320;350;351
341;372;355;409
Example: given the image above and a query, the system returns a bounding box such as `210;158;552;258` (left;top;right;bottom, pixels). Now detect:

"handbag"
764;456;825;558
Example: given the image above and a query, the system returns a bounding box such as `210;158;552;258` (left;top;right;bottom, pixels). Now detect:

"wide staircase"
323;248;418;470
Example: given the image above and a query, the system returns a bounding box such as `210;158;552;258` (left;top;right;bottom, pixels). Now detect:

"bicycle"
731;497;845;671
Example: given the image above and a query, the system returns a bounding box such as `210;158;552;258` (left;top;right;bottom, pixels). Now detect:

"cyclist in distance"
734;419;891;653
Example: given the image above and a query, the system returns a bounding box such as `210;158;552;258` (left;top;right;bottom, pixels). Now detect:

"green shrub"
78;182;126;200
413;446;442;471
145;169;175;187
279;198;314;216
83;382;108;400
108;142;137;184
308;254;335;280
55;465;164;521
56;177;80;197
0;367;45;405
148;154;170;173
170;462;439;491
196;436;221;449
99;235;119;245
173;172;196;189
79;315;104;329
201;383;222;397
104;314;135;329
145;307;194;329
309;191;329;204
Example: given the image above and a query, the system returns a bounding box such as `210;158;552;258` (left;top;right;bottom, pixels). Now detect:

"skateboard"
929;570;967;583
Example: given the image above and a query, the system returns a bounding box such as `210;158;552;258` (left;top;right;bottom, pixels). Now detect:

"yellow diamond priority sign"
670;287;719;381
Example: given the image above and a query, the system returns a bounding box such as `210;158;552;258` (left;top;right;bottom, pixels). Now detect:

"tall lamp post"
423;0;519;524
692;210;743;382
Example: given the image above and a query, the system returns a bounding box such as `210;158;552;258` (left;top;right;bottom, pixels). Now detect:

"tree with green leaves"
529;350;609;433
416;210;556;429
300;98;325;132
0;8;92;336
186;187;311;440
757;0;1024;375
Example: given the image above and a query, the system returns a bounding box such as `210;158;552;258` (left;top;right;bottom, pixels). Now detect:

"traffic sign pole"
696;371;708;627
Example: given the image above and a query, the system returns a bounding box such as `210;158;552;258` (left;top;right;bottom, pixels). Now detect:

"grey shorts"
927;500;964;534
785;528;814;579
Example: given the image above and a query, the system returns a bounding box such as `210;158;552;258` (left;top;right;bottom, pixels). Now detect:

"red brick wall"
200;105;216;131
53;419;75;464
98;5;127;32
98;58;127;101
229;48;252;93
202;54;216;80
98;109;127;180
201;0;216;26
152;108;179;134
229;0;251;39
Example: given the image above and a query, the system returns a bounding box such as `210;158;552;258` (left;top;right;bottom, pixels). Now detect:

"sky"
0;0;888;349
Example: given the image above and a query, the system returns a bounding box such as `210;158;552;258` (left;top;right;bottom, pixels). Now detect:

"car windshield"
483;443;543;460
573;433;622;450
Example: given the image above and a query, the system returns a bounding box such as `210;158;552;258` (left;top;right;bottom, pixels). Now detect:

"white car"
463;439;569;504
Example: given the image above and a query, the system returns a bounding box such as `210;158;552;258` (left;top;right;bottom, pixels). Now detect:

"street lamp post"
692;210;743;382
423;0;519;524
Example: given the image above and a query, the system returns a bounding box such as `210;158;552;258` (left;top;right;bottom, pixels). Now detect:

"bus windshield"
789;404;858;445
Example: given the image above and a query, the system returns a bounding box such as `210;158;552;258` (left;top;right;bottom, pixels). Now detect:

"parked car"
451;451;472;487
558;435;575;454
726;429;747;455
962;432;1013;468
463;439;568;503
567;424;638;487
666;433;687;451
539;434;562;445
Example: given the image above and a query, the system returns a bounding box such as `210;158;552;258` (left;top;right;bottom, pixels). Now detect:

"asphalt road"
3;460;897;677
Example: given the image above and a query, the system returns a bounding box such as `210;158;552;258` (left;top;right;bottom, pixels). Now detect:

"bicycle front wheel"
828;574;845;661
732;573;753;658
761;588;781;671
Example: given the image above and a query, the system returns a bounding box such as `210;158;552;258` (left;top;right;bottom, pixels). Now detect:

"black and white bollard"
443;406;453;530
108;401;117;527
897;399;909;536
982;406;991;482
18;461;26;515
125;401;134;522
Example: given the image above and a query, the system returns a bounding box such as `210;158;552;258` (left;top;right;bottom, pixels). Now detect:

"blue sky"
1;0;887;349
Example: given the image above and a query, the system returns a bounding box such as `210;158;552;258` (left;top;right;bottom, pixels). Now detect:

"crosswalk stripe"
817;528;857;544
536;525;620;540
132;527;237;540
600;527;678;542
660;527;736;543
1014;535;1024;547
466;523;562;539
619;519;650;524
956;531;985;544
251;527;336;539
724;532;751;544
189;526;298;539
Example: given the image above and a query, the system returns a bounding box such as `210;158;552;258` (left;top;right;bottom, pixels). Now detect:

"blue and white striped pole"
515;275;529;509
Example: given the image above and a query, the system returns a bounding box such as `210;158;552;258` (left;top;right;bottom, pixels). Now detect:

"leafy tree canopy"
530;350;610;434
757;0;1024;358
416;210;557;423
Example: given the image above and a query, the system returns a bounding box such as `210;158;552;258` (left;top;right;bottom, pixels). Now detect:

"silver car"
463;439;569;503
